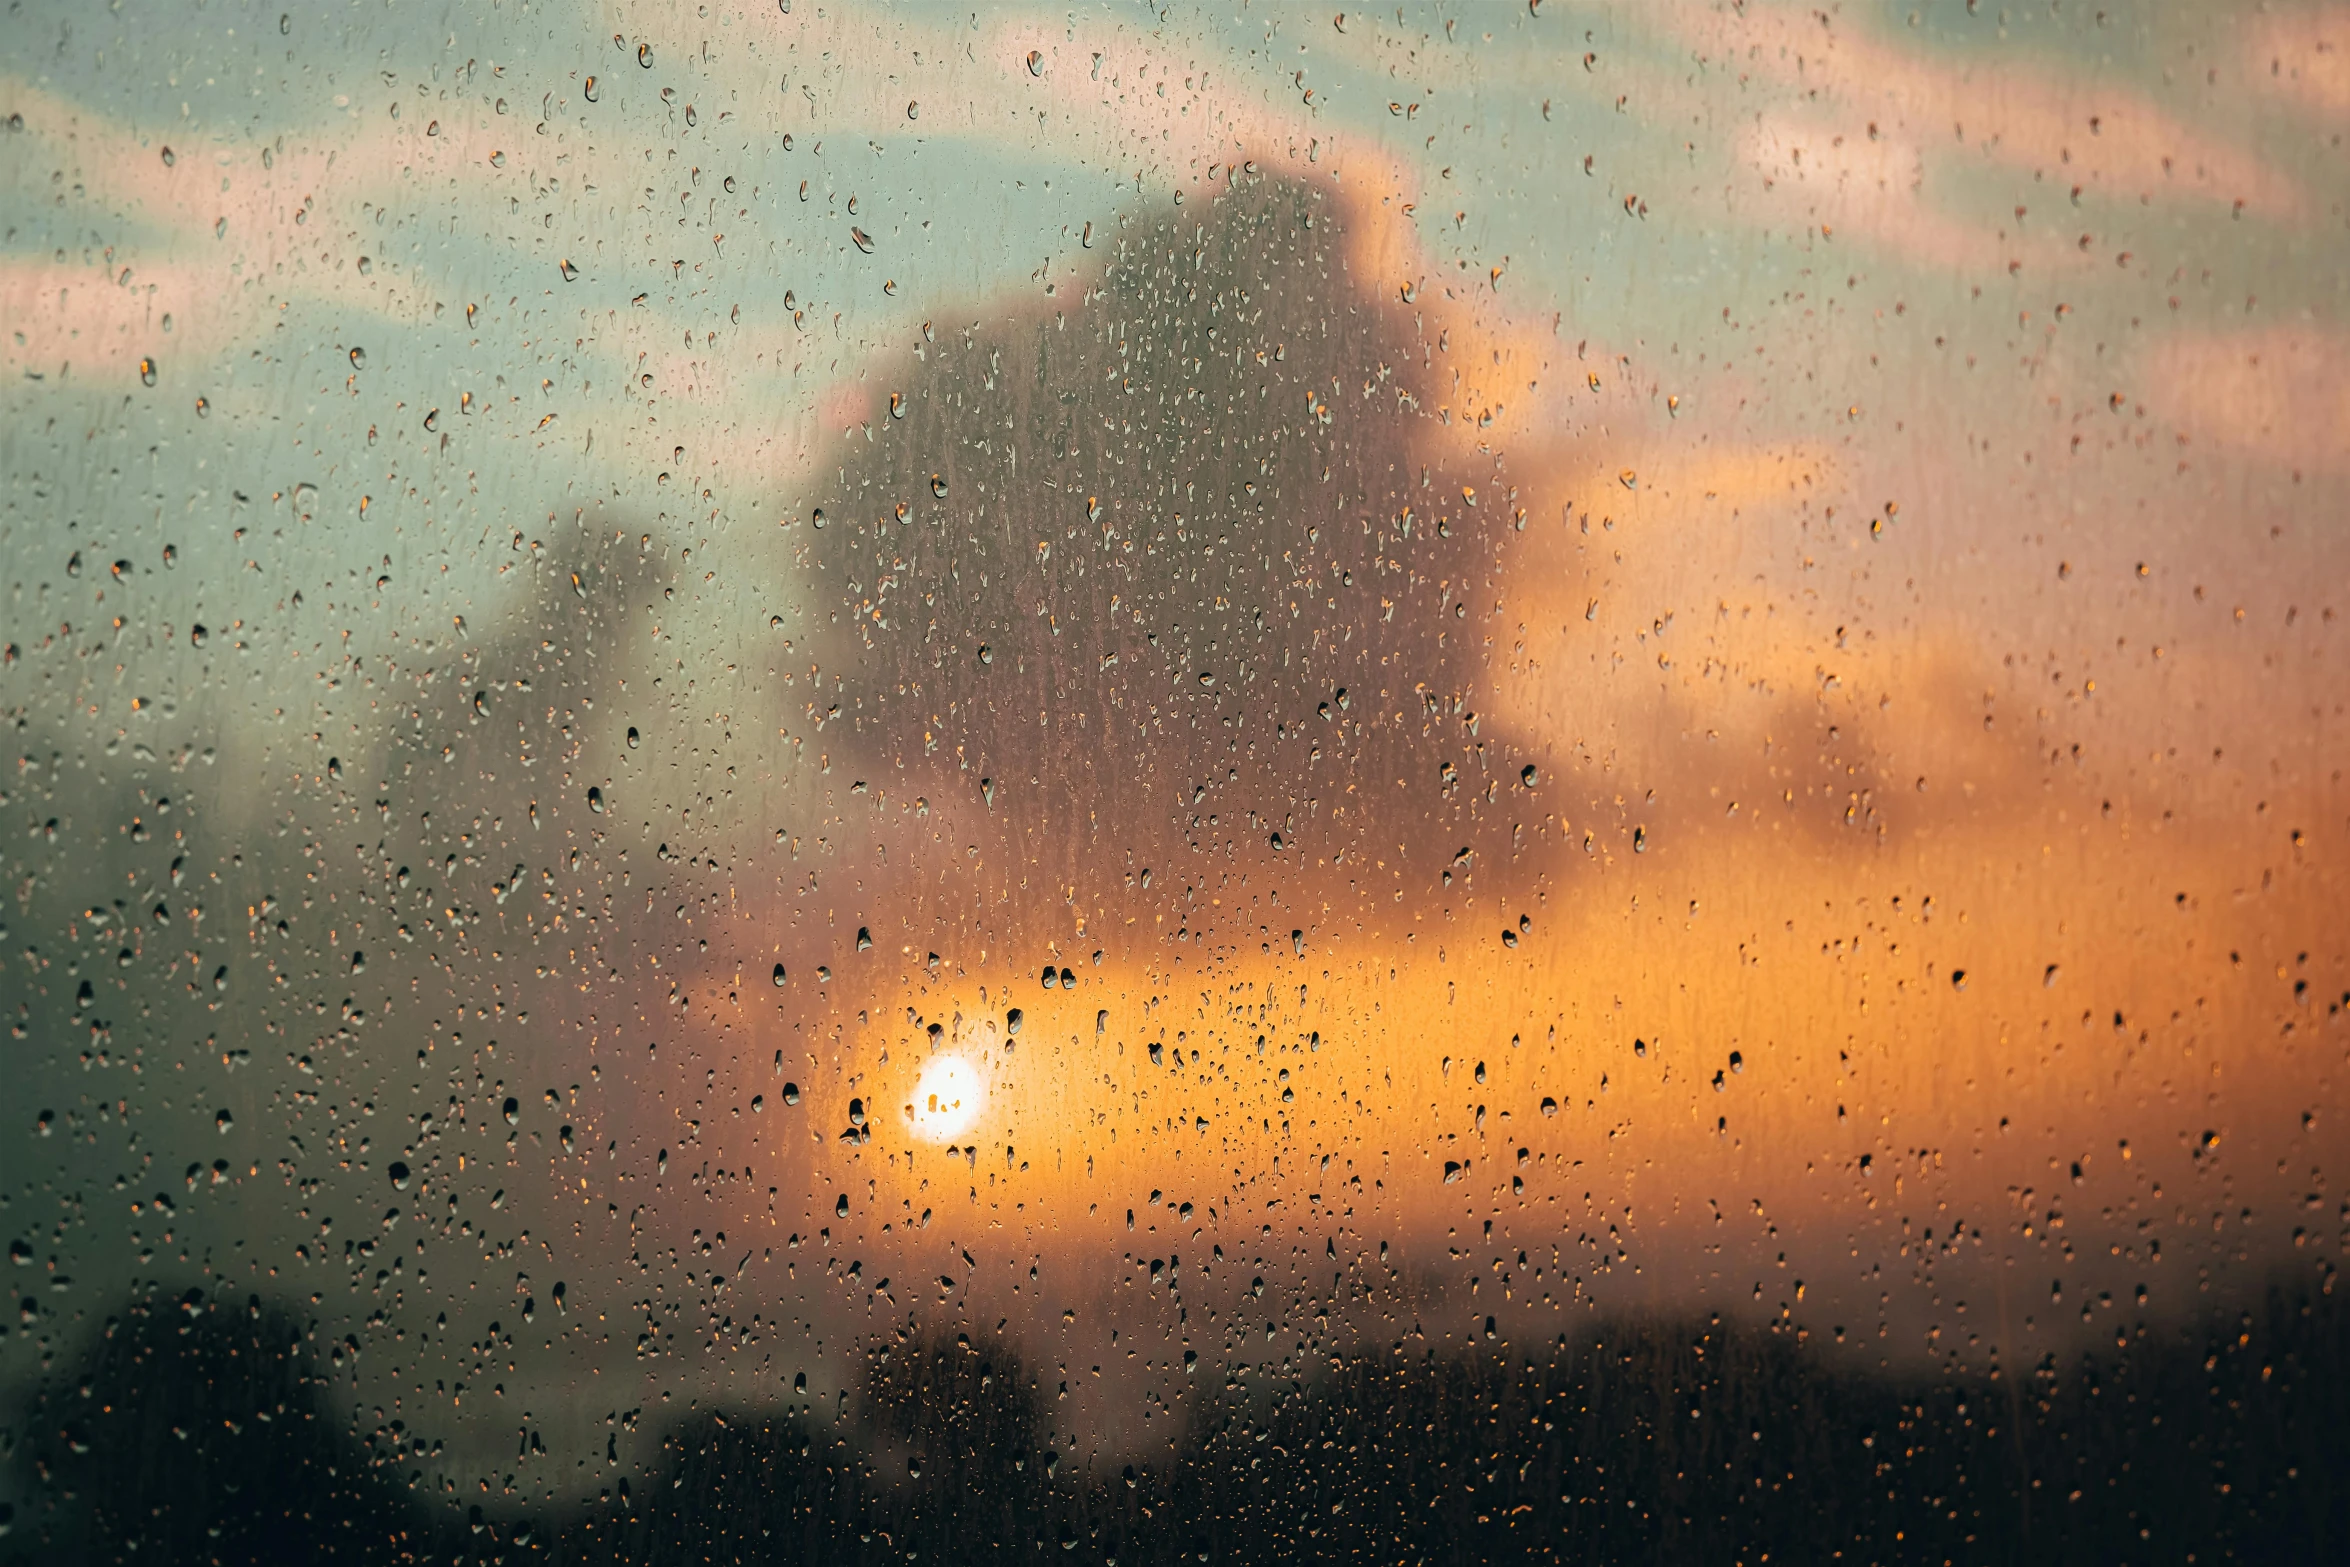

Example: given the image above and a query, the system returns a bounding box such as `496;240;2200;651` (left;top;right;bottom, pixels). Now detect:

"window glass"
3;3;2342;1560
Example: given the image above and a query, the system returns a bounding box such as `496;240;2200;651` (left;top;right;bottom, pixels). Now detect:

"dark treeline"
6;1278;2344;1565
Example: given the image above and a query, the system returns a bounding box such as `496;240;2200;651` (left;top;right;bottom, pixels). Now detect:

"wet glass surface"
2;3;2345;1561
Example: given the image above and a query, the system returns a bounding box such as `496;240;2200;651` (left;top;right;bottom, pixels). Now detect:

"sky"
3;0;2346;1507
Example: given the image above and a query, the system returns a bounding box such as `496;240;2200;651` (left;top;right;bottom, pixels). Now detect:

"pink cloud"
0;256;239;384
2142;324;2350;470
1730;109;2086;277
1660;0;2303;221
2246;7;2350;122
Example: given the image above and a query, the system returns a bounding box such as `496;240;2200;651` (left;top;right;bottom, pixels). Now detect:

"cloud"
2246;6;2350;123
2142;324;2350;470
1658;0;2304;222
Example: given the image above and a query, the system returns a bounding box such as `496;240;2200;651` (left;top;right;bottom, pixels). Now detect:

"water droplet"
587;786;605;813
139;357;158;387
637;43;653;67
850;226;874;253
1005;1008;1023;1036
215;1109;234;1134
389;1160;410;1189
1026;49;1044;76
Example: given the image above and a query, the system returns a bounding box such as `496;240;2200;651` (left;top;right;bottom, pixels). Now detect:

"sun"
911;1055;983;1141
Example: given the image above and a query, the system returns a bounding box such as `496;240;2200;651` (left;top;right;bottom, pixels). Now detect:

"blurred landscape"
10;1273;2344;1563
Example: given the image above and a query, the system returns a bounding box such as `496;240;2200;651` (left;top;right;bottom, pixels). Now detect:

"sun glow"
912;1055;983;1141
